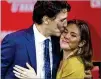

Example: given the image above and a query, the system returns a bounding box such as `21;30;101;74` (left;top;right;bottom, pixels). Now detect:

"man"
1;1;70;79
1;1;92;79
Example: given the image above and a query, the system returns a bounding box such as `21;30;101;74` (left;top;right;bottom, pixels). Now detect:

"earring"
78;48;82;54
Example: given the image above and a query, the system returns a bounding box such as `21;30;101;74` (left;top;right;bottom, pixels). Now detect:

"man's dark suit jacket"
1;26;62;79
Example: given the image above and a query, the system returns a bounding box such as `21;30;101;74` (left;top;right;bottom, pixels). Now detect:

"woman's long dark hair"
68;19;93;70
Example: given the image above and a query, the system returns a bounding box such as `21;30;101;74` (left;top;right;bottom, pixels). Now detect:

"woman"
13;19;93;79
56;19;93;79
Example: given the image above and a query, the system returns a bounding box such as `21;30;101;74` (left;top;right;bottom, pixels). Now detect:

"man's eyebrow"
61;18;67;21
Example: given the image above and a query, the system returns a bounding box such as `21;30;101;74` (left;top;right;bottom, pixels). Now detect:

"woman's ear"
42;16;49;24
78;40;86;47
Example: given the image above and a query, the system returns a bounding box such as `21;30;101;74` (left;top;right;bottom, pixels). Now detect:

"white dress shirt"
33;24;53;78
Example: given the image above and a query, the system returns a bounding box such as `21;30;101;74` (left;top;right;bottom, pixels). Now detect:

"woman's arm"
13;63;37;79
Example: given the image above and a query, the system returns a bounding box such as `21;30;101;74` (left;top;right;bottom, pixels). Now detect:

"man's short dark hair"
33;1;71;24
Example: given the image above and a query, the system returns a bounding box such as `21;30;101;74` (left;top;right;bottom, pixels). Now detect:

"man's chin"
51;32;61;37
55;33;61;37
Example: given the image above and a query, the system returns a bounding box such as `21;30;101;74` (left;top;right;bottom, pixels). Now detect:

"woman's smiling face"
60;24;81;51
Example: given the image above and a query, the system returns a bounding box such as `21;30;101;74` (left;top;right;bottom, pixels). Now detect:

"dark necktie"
44;39;51;79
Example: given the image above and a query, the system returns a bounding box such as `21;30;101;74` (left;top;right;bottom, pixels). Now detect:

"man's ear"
42;16;49;24
78;40;86;47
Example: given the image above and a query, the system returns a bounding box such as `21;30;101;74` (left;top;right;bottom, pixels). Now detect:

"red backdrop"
1;1;101;62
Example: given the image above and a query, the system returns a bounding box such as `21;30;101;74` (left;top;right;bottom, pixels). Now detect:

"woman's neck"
63;50;72;60
63;48;78;60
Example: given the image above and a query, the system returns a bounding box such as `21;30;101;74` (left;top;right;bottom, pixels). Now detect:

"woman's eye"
71;35;76;37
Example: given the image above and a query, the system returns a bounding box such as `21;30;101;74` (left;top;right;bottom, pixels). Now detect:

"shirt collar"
33;24;51;43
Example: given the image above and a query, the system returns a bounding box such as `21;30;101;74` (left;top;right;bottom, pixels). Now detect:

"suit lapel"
25;26;37;73
24;27;61;77
51;36;61;78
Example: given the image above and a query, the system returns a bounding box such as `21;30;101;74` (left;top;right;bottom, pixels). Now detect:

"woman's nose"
64;33;70;39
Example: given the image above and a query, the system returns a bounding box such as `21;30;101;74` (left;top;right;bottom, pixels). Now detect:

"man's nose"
59;27;65;33
63;20;67;28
